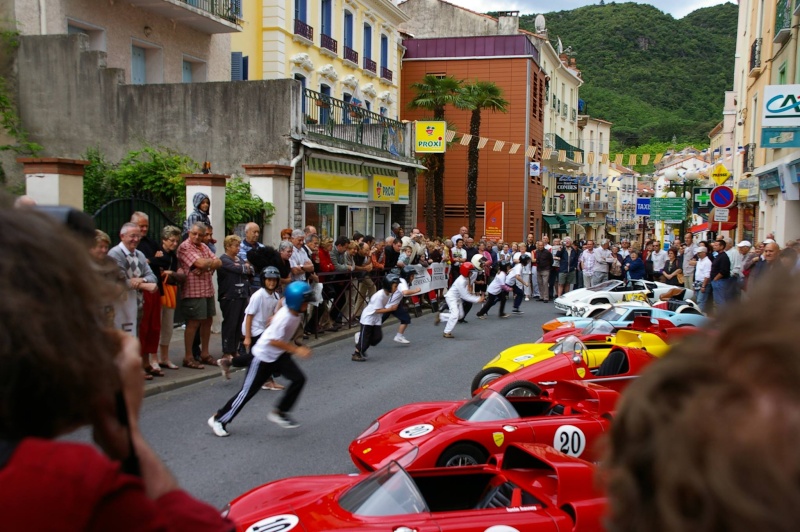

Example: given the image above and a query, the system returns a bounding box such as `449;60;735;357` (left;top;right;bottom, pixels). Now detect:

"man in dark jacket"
534;241;554;303
709;239;731;310
555;237;580;296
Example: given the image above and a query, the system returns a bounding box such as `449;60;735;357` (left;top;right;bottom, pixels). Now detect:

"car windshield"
339;461;429;516
549;335;589;363
595;307;628;322
454;389;519;422
585;280;622;292
580;319;615;335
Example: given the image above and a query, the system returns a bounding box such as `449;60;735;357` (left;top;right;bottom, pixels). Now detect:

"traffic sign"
636;197;651;216
710;186;735;208
694;188;712;208
714;208;730;222
649;197;687;221
711;163;731;186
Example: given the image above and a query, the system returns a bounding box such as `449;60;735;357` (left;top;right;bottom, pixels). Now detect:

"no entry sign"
710;186;735;209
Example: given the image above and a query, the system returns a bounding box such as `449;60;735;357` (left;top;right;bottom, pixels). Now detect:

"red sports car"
349;380;618;473
226;443;606;532
487;340;657;397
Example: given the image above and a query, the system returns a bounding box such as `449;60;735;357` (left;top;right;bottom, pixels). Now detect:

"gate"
93;196;179;246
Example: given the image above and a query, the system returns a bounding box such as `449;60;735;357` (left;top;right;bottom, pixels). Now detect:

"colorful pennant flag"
543;147;553;159
493;140;505;152
601;153;609;164
558;150;567;162
525;146;537;158
574;151;583;163
641;153;651;165
614;154;623;165
653;153;663;164
587;152;595;165
445;130;456;142
459;134;472;146
509;143;521;154
477;137;488;149
628;154;637;166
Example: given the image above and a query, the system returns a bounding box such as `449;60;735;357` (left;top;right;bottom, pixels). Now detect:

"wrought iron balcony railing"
344;46;358;64
363;57;377;73
321;33;338;54
544;133;584;161
294;19;313;41
380;67;393;82
303;88;406;158
775;0;791;44
743;143;756;173
749;38;762;75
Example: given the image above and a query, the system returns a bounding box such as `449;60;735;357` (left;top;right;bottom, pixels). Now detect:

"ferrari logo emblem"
362;448;371;454
493;432;505;447
577;367;586;378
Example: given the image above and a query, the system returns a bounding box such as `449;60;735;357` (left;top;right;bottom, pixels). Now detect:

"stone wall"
399;0;501;38
11;34;300;182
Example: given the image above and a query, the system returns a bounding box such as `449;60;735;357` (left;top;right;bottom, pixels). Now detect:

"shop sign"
370;175;399;202
761;127;800;148
414;121;446;153
759;171;781;190
555;175;579;193
763;85;800;127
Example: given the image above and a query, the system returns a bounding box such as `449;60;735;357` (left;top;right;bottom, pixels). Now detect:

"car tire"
499;380;543;398
436;443;488;467
471;367;508;395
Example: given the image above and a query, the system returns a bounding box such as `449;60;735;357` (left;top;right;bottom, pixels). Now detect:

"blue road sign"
710;186;735;209
636;197;651;216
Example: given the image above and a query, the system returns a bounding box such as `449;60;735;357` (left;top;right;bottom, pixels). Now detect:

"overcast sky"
441;0;735;19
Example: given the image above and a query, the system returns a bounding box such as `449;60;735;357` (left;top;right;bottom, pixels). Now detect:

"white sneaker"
354;332;360;345
525;297;530;301
268;410;300;429
208;415;229;437
394;334;410;344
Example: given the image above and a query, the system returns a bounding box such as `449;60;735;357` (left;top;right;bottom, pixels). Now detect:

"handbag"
677;272;685;284
160;283;178;309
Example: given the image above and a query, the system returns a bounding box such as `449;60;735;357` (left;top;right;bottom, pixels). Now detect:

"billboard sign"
763;84;800;127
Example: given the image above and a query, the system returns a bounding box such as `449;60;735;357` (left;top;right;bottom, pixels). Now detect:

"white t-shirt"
251;305;302;363
445;275;482;304
651;249;667;272
360;289;392;326
507;263;523;285
241;288;280;337
289;245;310;281
488;271;507;295
387;278;409;307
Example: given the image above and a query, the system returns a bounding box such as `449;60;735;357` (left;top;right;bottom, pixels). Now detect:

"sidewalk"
143;314;411;397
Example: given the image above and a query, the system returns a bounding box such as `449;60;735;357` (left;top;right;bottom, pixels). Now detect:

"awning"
300;139;428;169
543;215;563;228
558;214;578;224
689;222;738;233
607;231;618;235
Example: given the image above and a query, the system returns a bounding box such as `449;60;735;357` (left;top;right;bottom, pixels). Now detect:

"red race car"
349;380;617;473
226;443;606;532
487;339;657;397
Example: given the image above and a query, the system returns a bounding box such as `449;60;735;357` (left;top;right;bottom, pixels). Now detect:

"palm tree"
408;75;469;237
463;81;509;238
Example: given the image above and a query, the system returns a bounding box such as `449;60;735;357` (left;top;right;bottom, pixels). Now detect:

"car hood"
488;354;581;392
491;343;556;372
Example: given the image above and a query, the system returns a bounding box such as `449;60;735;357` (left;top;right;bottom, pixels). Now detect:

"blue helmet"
284;281;313;312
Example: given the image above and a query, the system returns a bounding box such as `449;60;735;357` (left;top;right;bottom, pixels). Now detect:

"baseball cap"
736;240;752;248
763;238;776;244
697;246;708;253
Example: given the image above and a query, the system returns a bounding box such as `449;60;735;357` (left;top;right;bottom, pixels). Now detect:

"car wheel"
499;380;543;398
436;443;488;467
471;367;508;395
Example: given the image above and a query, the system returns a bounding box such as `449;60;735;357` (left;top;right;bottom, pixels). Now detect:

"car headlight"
576;308;587;316
356;421;380;440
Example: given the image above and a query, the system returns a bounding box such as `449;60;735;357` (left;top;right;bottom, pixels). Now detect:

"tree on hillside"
408;75;469;237
463;81;509;238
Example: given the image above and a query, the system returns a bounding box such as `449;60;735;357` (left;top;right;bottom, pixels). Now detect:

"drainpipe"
39;0;47;34
289;144;304;229
523;60;531;240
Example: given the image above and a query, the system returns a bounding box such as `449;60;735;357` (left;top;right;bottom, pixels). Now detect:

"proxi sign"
414;121;447;153
763;85;800;127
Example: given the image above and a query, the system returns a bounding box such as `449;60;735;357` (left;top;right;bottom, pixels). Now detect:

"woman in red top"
0;206;232;532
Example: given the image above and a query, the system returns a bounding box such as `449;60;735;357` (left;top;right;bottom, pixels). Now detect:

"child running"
352;274;400;361
218;266;283;391
435;263;484;338
476;260;512;319
383;266;421;344
208;281;313;436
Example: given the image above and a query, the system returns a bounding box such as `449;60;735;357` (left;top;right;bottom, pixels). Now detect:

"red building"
401;34;547;241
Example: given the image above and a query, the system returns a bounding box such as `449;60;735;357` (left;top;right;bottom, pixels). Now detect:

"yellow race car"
471;326;673;394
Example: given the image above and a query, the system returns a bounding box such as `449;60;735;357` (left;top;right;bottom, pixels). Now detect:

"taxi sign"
414;121;446;153
711;163;731;186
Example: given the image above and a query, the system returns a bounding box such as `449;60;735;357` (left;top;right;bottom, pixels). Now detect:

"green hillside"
517;2;738;148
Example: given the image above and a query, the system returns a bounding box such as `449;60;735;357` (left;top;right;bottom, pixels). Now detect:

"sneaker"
443;332;455;338
262;379;285;391
458;319;468;324
525;297;530;301
394;334;410;344
352;353;366;362
512;309;524;315
434;313;441;326
208;415;229;437
477;314;487;320
500;314;511;318
354;332;360;345
268;410;300;429
217;357;232;380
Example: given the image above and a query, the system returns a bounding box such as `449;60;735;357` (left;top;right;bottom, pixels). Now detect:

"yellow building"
232;0;408;120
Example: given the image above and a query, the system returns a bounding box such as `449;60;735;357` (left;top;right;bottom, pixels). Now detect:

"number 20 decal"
553;425;586;457
246;514;299;532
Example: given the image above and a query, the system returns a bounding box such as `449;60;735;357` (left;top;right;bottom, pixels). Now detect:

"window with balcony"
380;34;392;81
775;0;792;44
320;0;337;53
343;11;357;64
363;23;374;72
294;0;313;42
295;0;307;22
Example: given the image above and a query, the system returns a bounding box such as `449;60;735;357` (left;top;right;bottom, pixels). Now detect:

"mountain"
517;2;738;148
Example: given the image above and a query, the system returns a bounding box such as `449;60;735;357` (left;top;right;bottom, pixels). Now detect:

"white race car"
553;279;695;315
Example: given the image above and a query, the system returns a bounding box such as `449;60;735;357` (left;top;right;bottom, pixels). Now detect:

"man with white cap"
694;246;713;313
724;238;746;301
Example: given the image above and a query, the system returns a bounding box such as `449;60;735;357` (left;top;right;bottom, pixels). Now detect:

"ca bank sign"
764;85;800;127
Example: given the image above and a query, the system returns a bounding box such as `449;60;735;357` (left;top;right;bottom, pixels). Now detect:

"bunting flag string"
601;153;609;164
641;153;650;165
574;151;583;164
653;153;663;165
509;143;521;154
543;147;553;159
628;154;637;166
558;150;567;162
525;146;537;158
614;154;623;166
587;152;595;165
459;134;472;146
493;140;505;152
445;130;456;142
477;137;489;149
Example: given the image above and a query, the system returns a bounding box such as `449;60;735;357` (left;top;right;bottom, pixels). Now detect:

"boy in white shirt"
435;263;484;338
382;266;421;344
508;255;531;314
352;274;400;361
208;281;314;436
476;260;512;318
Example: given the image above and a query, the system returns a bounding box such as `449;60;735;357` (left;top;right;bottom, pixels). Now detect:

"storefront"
302;155;410;240
755;152;800;244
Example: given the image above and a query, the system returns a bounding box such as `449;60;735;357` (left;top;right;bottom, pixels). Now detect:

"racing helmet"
460;262;475;277
498;260;512;272
382;273;401;292
471;254;487;269
389;267;402;277
262;266;281;279
519;254;532;266
400;265;417;282
284;281;313;312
